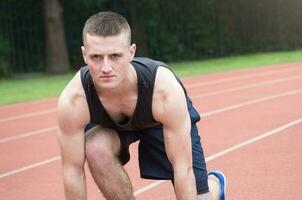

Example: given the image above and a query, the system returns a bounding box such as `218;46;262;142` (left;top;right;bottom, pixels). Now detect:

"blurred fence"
0;0;302;75
0;0;45;74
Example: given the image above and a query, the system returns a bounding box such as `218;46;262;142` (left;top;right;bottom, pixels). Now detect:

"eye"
91;55;101;60
111;54;122;59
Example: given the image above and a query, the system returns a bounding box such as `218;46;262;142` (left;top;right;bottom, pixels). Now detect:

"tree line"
0;0;301;76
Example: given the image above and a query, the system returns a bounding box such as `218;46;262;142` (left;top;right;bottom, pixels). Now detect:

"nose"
101;57;112;74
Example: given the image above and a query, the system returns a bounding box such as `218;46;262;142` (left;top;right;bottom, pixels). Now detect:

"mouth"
99;75;115;81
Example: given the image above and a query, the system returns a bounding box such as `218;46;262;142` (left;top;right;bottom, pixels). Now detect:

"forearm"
174;168;197;200
63;169;87;200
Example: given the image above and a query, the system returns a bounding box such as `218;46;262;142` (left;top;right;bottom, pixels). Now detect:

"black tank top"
80;57;188;131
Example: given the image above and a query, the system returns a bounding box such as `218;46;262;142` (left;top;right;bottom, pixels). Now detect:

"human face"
81;33;136;90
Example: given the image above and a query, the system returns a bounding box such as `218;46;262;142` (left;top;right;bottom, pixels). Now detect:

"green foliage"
0;0;45;74
61;0;107;68
1;0;302;73
0;35;10;77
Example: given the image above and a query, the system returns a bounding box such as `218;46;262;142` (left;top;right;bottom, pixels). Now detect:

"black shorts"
85;99;209;194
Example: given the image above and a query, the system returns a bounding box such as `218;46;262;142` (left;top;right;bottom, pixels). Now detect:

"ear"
81;46;87;64
129;43;136;61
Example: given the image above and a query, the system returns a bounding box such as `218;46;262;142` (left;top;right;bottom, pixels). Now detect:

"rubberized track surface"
1;62;302;199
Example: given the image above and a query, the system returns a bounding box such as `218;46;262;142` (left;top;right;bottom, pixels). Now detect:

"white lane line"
205;117;302;162
2;74;302;123
191;75;302;99
1;88;301;179
202;89;302;117
2;88;302;144
0;109;56;123
133;117;302;196
1;117;301;189
0;127;57;144
186;66;302;88
0;156;61;179
0;98;57;111
133;180;166;196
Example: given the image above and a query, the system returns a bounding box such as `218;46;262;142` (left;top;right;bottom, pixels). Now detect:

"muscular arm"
57;72;89;200
153;67;197;200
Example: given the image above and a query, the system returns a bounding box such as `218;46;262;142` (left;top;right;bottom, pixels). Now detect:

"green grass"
170;50;302;77
0;73;74;105
1;50;302;105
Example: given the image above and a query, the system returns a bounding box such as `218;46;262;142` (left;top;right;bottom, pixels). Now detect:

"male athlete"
57;11;226;200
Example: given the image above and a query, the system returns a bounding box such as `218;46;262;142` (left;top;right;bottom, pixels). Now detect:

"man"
57;11;226;200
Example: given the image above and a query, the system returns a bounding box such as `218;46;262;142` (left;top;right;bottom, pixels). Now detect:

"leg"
85;125;135;200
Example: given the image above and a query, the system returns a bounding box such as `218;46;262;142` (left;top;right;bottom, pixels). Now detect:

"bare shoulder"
57;70;90;133
152;66;187;122
154;66;180;92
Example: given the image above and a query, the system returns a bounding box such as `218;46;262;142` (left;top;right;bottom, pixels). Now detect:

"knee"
85;134;109;161
85;127;120;163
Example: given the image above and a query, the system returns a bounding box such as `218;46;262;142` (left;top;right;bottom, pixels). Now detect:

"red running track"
0;61;302;199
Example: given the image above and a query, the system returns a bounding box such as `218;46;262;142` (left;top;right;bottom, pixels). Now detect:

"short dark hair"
82;11;131;44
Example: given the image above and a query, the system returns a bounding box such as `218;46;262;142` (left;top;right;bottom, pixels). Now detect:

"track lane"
208;123;302;200
1;73;302;139
181;61;302;85
0;92;299;199
1;89;301;174
1;62;301;120
1;62;302;199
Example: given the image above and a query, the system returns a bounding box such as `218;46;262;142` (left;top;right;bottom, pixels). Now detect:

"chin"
97;81;119;90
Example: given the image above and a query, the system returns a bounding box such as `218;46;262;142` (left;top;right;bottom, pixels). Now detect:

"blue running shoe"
208;170;226;200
